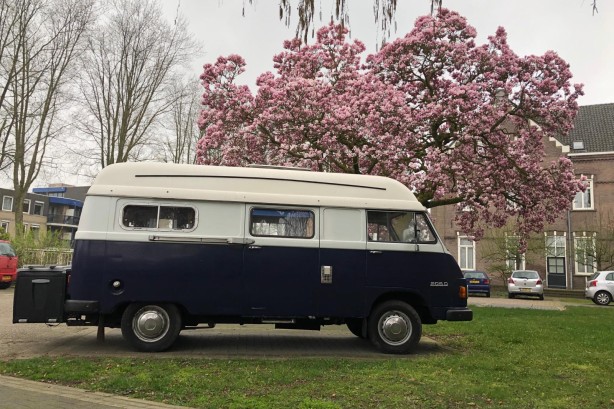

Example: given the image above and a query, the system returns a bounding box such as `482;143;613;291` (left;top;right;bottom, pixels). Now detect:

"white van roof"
87;162;424;211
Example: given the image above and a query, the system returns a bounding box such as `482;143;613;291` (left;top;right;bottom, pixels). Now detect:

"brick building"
431;103;614;290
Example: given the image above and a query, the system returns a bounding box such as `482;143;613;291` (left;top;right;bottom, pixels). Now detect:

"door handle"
369;250;382;254
248;245;262;250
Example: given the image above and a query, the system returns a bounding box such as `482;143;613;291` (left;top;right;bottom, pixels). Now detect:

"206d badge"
430;282;449;287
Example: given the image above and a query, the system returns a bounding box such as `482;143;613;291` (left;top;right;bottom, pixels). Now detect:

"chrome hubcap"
378;311;411;345
133;306;170;343
596;293;610;304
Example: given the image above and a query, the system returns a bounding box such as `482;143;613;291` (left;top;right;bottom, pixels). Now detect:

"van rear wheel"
121;303;182;352
368;301;421;354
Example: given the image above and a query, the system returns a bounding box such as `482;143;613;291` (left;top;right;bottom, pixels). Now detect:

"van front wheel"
368;301;421;354
121;303;182;352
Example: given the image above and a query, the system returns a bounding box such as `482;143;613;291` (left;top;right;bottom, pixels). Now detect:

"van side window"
250;208;314;238
367;211;436;244
122;205;196;230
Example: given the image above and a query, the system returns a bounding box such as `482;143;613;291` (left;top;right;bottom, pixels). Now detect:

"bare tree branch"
1;0;94;235
74;0;198;170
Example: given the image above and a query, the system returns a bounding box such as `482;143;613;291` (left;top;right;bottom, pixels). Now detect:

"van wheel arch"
121;303;182;352
370;292;434;324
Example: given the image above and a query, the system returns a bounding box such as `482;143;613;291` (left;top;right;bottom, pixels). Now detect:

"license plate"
469;280;479;284
1;276;11;282
520;288;531;292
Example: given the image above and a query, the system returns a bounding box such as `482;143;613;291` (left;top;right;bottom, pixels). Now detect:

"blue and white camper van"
13;163;472;354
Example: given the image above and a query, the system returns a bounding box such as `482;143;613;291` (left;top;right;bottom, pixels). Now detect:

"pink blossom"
196;10;583;242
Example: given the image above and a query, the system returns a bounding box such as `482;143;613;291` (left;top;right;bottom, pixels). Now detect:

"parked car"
585;271;614;306
463;270;491;297
507;270;544;300
0;241;18;289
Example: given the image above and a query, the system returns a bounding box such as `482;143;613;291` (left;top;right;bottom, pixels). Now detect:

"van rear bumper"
65;299;99;314
445;307;473;321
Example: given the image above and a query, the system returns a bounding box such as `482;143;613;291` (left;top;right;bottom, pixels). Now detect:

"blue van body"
70;240;467;319
17;163;472;354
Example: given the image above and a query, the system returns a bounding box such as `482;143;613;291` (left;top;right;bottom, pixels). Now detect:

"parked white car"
507;270;544;300
585;271;614;306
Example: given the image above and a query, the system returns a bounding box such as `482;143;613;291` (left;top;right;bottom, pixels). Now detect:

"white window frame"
573;176;594;210
23;199;31;214
458;235;476;270
2;196;13;211
545;232;566;258
574;233;596;276
505;234;526;271
33;201;44;216
31;224;41;238
1;220;9;233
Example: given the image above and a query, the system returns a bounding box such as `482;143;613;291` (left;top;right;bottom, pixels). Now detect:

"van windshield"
367;211;436;244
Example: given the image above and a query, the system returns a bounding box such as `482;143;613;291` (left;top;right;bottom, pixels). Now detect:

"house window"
574;234;596;275
573;177;593;210
122;204;196;231
33;201;44;216
546;234;566;258
23;199;31;214
31;224;40;238
505;234;526;271
250;208;315;238
2;196;13;211
458;236;475;270
0;220;8;234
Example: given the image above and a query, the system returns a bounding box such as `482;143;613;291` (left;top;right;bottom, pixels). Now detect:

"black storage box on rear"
13;267;68;324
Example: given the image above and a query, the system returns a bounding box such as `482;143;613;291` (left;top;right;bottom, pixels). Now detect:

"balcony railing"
47;214;80;225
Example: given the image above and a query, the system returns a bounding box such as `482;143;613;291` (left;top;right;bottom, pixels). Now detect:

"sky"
162;0;614;106
13;0;613;189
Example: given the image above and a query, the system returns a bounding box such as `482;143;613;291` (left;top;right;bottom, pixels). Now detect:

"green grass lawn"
1;306;613;408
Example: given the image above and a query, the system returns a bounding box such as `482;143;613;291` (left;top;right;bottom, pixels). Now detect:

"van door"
318;208;367;317
243;206;319;317
365;211;443;300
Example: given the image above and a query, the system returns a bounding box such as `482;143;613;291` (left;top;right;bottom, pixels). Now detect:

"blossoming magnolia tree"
196;9;584;242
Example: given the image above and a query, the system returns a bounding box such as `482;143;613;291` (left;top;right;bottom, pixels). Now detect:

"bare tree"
157;78;201;164
0;1;24;172
75;0;198;170
1;0;94;234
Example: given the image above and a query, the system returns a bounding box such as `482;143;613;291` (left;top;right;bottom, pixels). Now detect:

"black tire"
486;292;491;298
0;282;11;290
368;301;421;354
121;303;182;352
508;293;514;299
539;294;544;300
346;318;366;338
594;291;612;306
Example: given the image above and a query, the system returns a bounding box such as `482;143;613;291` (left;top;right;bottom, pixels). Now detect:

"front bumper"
445;308;473;321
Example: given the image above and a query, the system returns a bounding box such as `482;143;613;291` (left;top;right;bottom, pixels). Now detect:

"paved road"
0;286;439;408
0;286;592;408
